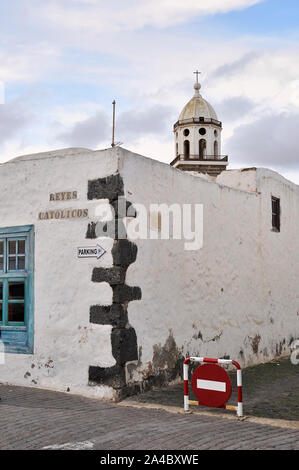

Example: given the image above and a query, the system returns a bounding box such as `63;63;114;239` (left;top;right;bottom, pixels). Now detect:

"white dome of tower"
179;82;218;122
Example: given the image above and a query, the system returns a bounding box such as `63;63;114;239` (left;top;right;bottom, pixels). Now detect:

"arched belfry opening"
199;139;206;159
214;141;218;157
184;140;190;159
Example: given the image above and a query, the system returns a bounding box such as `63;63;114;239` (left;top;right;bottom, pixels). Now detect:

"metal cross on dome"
193;70;201;83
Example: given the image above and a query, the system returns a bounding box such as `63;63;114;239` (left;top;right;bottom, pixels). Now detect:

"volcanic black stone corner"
112;284;142;303
112;239;138;266
88;173;124;202
86;221;97;239
109;197;137;219
87;172;141;396
92;266;127;285
86;175;135;241
89;364;126;389
111;327;138;365
90;219;127;240
90;304;128;328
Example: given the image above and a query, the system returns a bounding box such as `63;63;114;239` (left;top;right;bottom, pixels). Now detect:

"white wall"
0;147;121;399
0;146;298;398
119;149;299;383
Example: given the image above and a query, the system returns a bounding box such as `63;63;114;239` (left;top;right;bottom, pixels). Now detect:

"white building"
0;83;298;401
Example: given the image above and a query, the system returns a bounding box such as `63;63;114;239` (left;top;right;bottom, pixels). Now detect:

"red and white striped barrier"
184;357;243;417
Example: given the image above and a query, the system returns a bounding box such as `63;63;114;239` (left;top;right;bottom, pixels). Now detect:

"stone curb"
118;400;299;430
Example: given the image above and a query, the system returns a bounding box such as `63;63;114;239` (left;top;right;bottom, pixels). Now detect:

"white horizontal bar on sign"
190;357;203;363
197;379;226;392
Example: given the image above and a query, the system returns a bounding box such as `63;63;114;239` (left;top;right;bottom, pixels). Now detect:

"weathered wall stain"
152;331;184;380
196;330;223;343
276;338;286;357
45;359;54;369
125;332;185;396
250;334;261;354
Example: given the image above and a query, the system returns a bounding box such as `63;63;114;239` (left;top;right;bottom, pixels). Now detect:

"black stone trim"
111;327;138;365
88;173;124;201
112;239;138;266
92;267;127;285
86;222;97;239
110;197;137;218
90;304;128;327
112;284;142;303
87;172;142;396
86;220;127;240
94;219;127;240
89;364;126;389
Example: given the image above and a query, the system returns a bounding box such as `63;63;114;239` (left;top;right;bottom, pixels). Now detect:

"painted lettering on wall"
38;209;88;220
50;191;78;201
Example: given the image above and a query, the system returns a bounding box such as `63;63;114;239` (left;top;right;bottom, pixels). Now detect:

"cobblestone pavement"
0;382;298;450
126;357;299;421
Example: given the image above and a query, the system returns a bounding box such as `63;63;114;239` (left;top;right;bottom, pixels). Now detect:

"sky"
0;0;299;184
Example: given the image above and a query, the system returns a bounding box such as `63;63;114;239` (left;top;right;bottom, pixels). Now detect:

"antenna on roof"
111;100;116;147
111;99;123;147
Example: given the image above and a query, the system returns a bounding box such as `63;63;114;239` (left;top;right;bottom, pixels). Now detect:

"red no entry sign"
191;363;232;408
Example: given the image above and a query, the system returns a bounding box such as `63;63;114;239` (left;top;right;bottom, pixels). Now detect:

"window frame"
0;278;27;327
0;225;34;354
271;196;280;232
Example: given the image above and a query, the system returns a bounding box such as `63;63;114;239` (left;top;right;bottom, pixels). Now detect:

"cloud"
57;110;110;148
0;100;33;144
2;0;299;187
227;112;299;170
206;48;299;119
210;52;261;79
216;96;256;122
57;104;175;148
117;105;174;141
37;0;265;33
0;42;61;83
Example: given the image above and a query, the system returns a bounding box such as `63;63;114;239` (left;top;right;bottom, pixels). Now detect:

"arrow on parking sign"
77;244;106;259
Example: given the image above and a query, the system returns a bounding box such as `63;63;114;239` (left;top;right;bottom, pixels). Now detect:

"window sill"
0;325;27;331
3;344;33;354
0;327;32;354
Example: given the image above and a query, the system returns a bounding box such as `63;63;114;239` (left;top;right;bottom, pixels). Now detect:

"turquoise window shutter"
0;225;34;354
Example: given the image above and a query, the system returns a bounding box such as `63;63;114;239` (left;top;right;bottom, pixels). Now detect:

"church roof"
178;78;218;121
179;94;218;121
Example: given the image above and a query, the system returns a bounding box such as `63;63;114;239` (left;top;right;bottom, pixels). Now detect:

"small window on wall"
0;226;34;354
271;196;280;232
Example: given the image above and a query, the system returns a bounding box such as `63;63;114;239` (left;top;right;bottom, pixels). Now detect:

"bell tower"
170;72;228;177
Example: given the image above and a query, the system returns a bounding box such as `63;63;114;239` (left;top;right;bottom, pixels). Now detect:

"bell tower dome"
170;72;228;176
